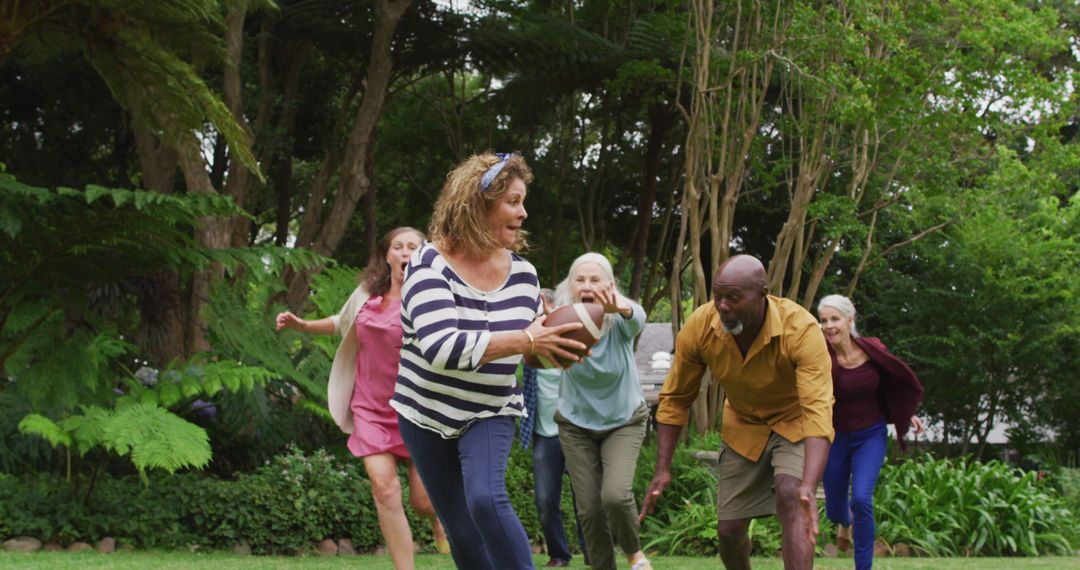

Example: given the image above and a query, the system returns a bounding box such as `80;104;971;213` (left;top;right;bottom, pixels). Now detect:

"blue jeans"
532;434;587;563
823;419;888;570
398;414;533;570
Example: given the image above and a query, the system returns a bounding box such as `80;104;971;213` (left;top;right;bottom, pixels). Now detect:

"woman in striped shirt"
391;152;587;570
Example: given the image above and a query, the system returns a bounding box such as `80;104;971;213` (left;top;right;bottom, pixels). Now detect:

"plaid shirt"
518;365;538;449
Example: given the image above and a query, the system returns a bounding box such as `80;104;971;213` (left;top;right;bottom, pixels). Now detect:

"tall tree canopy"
2;0;1077;464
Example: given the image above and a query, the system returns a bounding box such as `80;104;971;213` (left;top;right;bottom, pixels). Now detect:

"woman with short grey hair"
553;252;653;570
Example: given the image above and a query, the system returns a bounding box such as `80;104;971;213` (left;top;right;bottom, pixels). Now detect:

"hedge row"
2;437;1077;557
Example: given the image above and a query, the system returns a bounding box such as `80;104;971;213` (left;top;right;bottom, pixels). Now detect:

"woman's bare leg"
364;453;414;570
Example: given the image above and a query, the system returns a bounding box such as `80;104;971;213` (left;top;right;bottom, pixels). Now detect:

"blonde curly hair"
428;152;533;257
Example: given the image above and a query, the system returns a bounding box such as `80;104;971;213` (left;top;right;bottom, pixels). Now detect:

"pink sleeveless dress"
347;296;409;459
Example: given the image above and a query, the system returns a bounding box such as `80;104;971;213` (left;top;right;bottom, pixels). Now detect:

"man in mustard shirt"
639;255;833;570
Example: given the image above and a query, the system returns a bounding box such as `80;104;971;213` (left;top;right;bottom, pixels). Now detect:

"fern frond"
13;329;134;412
100;402;211;479
204;280;330;400
294;397;333;421
206;245;329;277
60;406;112;455
17;414;72;448
201;361;277;394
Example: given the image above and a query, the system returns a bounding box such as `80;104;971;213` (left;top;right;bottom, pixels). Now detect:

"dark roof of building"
635;322;675;385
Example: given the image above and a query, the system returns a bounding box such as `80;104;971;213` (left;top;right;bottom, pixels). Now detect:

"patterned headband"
479;153;514;192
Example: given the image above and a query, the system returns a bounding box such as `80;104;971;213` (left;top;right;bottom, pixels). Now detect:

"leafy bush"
876;456;1079;556
2;442;1076;559
1053;469;1080;523
0;447;387;553
223;446;378;553
634;435;1078;558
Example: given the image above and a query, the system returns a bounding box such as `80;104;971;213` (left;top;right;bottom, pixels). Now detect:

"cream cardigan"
326;285;372;434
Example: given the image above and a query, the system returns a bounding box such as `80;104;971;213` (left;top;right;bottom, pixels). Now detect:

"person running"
275;226;448;569
554;252;653;570
641;255;834;570
390;152;586;570
817;294;924;569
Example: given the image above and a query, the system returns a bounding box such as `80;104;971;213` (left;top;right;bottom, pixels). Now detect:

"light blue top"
534;367;562;437
557;302;647;430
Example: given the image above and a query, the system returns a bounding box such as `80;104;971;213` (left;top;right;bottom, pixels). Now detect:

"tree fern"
1;171;320;479
0;0;265;178
1;175;325;375
206;283;328;400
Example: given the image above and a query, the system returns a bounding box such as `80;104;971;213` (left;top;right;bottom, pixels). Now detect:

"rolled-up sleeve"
656;315;707;426
402;265;491;372
791;321;834;442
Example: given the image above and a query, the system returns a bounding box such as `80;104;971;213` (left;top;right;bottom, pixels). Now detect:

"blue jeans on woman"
399;414;534;570
823;419;888;570
532;434;587;564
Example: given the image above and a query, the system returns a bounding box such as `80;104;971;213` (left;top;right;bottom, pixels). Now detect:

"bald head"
712;255;769;339
713;255;767;292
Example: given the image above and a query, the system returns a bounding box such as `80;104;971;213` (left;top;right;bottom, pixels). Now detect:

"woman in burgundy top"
817;294;924;569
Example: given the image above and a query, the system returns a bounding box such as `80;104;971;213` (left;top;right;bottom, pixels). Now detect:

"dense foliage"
1;440;1076;558
876;458;1078;556
634;438;1080;557
1;0;1078;560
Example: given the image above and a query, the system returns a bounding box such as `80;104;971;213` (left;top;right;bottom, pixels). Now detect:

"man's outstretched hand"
638;470;671;523
797;484;819;547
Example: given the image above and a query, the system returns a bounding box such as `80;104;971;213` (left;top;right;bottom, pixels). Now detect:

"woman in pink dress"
276;226;448;569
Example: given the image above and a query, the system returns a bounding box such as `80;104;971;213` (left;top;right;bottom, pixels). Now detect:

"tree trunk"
629;103;673;299
363;142;379;262
222;5;256;247
641;161;681;317
550;97;575;286
130;116;185;364
286;0;413;310
177;144;229;355
270;37;313;247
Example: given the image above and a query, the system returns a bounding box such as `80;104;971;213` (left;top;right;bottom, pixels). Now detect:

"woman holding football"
390;152;585;570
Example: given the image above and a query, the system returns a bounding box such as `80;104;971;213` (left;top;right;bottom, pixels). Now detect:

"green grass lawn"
2;552;1078;569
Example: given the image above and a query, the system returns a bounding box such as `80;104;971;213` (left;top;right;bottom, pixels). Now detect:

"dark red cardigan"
828;337;924;450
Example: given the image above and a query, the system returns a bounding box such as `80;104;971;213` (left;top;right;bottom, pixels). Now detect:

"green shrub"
875;456;1078;556
635;432;782;556
0;447;416;553
3;444;1076;559
634;436;1079;558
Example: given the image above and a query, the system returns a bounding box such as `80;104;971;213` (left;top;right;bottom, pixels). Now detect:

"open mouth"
401;262;407;272
581;295;595;304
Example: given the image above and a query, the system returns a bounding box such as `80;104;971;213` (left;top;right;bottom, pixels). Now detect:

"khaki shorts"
715;432;804;520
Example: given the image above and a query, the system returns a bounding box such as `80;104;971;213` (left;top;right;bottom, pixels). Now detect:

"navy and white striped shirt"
391;242;542;438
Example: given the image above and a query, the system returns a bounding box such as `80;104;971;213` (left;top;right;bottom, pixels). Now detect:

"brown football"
523;302;606;369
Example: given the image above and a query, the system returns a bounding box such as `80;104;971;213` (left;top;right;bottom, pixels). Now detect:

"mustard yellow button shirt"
656;295;834;462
